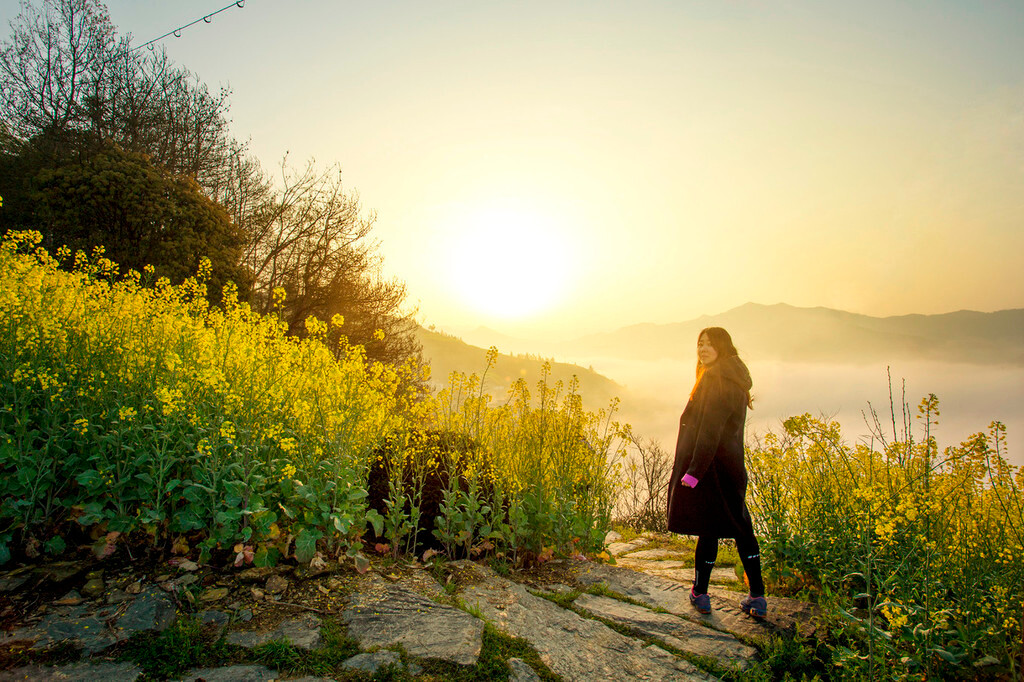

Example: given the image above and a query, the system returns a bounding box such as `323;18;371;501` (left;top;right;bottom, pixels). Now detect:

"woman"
667;327;767;619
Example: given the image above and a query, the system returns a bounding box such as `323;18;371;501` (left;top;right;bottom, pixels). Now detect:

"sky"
2;0;1023;339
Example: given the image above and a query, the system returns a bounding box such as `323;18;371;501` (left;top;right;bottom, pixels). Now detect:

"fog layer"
565;356;1023;467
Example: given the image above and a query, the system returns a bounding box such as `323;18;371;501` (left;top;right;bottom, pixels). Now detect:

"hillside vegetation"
416;325;622;414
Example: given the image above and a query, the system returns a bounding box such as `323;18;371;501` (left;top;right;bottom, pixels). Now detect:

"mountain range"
457;303;1024;366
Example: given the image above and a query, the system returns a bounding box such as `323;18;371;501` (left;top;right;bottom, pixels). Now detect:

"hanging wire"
132;1;245;53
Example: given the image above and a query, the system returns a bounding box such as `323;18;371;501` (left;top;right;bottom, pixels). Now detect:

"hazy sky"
3;0;1023;338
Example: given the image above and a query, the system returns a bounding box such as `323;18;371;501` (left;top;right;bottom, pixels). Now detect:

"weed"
117;614;231;679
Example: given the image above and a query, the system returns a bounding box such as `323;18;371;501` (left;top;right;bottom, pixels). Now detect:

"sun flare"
441;203;576;320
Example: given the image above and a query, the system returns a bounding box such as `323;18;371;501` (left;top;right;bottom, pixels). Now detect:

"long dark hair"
690;327;752;407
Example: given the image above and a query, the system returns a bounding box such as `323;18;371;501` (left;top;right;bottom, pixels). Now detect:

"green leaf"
75;469;102;488
0;542;10;565
45;535;66;556
294;527;322;564
365;508;384;536
253;545;279;567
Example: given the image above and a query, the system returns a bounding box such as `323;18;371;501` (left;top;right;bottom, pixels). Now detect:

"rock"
0;661;142;681
198;609;230;635
343;573;484;666
177;664;278;681
3;603;116;654
508;657;542;681
341;650;403;673
237;608;254;622
125;581;142;594
0;566;32;592
199;587;230;602
81;577;105;598
38;561;90;584
604;530;622;545
53;589;85;606
107;589;134;604
621;548;686;560
574;593;757;667
627;564;737;586
250;587;265;601
265;575;288;595
226;613;322;650
455;561;711;680
606;537;650;556
237;566;276;583
116;587;176;634
573;562;819;639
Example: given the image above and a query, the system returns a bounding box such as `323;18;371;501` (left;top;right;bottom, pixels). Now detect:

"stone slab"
116;588;176;633
226;613;322;650
342;573;483;666
572;562;816;639
629;565;738;586
606;537;650;556
509;656;541;681
342;650;403;673
455;561;714;681
0;662;142;681
177;665;278;682
574;593;756;668
620;548;687;560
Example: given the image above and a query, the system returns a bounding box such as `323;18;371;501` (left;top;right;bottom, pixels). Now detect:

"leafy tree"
33;141;250;298
1;0;421;368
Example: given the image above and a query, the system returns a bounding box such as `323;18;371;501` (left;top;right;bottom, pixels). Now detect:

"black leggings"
693;531;764;597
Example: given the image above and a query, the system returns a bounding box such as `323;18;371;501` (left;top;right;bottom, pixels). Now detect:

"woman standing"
667;327;767;618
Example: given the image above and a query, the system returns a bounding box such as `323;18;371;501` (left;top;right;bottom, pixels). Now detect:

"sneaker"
740;594;768;619
689;588;711;614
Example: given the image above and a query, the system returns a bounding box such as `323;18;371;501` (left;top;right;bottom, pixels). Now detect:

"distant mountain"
555;304;1024;365
415;326;623;411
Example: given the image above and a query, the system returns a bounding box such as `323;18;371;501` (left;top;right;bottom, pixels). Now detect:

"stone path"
0;533;820;680
457;561;712;681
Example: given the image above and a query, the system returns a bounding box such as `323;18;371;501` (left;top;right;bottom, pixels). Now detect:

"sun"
441;202;576;320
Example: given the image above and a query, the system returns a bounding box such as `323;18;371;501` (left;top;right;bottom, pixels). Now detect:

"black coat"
666;355;754;538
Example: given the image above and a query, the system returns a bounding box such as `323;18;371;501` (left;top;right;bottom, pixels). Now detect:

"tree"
0;0;117;139
2;0;421;368
33;140;250;298
1;0;241;192
0;0;254;296
247;159;421;367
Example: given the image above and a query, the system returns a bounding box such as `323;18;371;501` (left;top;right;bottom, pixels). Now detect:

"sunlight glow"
441;202;576;320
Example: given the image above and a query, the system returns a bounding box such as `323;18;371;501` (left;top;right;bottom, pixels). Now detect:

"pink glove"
681;473;699;488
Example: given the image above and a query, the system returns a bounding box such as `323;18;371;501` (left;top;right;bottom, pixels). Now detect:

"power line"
132;1;246;53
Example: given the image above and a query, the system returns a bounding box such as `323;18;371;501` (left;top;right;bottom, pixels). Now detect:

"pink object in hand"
681;473;699;488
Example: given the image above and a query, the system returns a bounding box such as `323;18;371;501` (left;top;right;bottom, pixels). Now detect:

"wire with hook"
132;1;246;53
